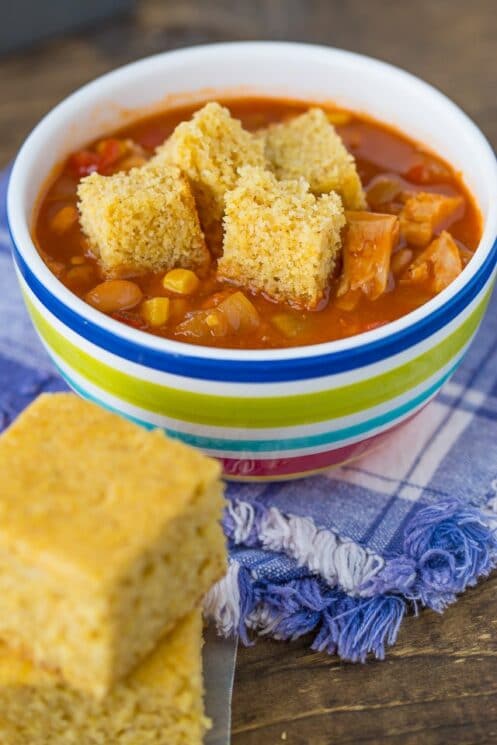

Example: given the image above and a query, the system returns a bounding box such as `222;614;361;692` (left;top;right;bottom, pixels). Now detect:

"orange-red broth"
33;98;481;349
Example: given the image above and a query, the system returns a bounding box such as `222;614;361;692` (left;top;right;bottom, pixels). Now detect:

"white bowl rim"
7;40;497;364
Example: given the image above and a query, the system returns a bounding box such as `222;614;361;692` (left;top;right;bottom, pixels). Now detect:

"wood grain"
0;0;496;169
233;575;497;744
0;2;496;742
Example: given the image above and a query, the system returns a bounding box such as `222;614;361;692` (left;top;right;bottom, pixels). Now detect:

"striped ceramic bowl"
7;43;497;481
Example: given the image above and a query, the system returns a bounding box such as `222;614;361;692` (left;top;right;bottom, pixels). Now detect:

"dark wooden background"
1;1;496;742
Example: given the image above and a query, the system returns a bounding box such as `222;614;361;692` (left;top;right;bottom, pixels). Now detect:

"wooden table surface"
1;1;496;742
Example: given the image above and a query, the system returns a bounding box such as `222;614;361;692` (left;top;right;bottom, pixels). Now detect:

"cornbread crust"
0;394;226;698
0;610;209;745
218;166;346;309
78;164;209;277
260;107;366;209
152;102;267;250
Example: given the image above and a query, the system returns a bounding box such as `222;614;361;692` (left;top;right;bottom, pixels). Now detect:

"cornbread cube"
152;102;267;250
0;394;226;698
78;164;209;277
218;167;345;309
260;107;366;209
0;610;210;745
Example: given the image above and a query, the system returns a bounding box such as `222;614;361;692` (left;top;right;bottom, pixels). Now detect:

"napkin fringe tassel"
224;498;384;596
206;497;497;661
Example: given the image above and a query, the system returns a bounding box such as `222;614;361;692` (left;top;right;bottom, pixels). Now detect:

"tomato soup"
33;98;481;349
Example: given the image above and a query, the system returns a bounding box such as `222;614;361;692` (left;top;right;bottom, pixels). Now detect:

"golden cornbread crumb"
78;164;209;277
152;102;267;250
0;610;209;745
0;394;226;698
218;166;345;309
260;108;366;209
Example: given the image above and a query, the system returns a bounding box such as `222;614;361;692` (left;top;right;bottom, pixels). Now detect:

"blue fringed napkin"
2;165;497;663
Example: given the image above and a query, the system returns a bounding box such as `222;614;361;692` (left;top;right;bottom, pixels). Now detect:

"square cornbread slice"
0;609;210;745
78;164;210;277
152;102;267;251
0;393;226;698
260;107;366;209
218;166;346;309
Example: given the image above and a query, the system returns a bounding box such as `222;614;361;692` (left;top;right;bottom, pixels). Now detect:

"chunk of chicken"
176;291;260;339
337;211;399;309
399;192;464;247
400;231;463;293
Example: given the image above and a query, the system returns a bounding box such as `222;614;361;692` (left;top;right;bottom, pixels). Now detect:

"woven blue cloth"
2;164;497;662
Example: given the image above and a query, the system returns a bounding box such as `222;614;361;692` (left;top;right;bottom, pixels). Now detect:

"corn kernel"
119;155;148;171
51;205;78;234
205;310;229;337
162;269;200;295
206;313;219;329
327;111;352;126
65;265;96;288
95;138;128;158
141;297;171;327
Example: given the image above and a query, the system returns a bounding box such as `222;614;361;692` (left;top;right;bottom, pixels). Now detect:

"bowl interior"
15;43;497;219
7;42;497;361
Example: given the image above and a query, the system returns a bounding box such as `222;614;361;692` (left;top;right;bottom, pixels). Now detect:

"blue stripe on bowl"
9;225;497;384
57;359;456;452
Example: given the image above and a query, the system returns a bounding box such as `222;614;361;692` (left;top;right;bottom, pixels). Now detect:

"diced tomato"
135;128;170;150
96;139;127;173
68;150;100;178
405;156;451;185
68;139;128;179
405;163;429;184
110;311;147;330
200;290;233;309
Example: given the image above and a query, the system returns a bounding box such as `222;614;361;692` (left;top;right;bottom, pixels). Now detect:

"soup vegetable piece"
337;211;399;310
34;97;481;349
400;230;463;293
399;191;464;247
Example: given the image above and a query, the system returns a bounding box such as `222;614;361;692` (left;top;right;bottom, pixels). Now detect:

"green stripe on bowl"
26;292;488;428
59;359;456;451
